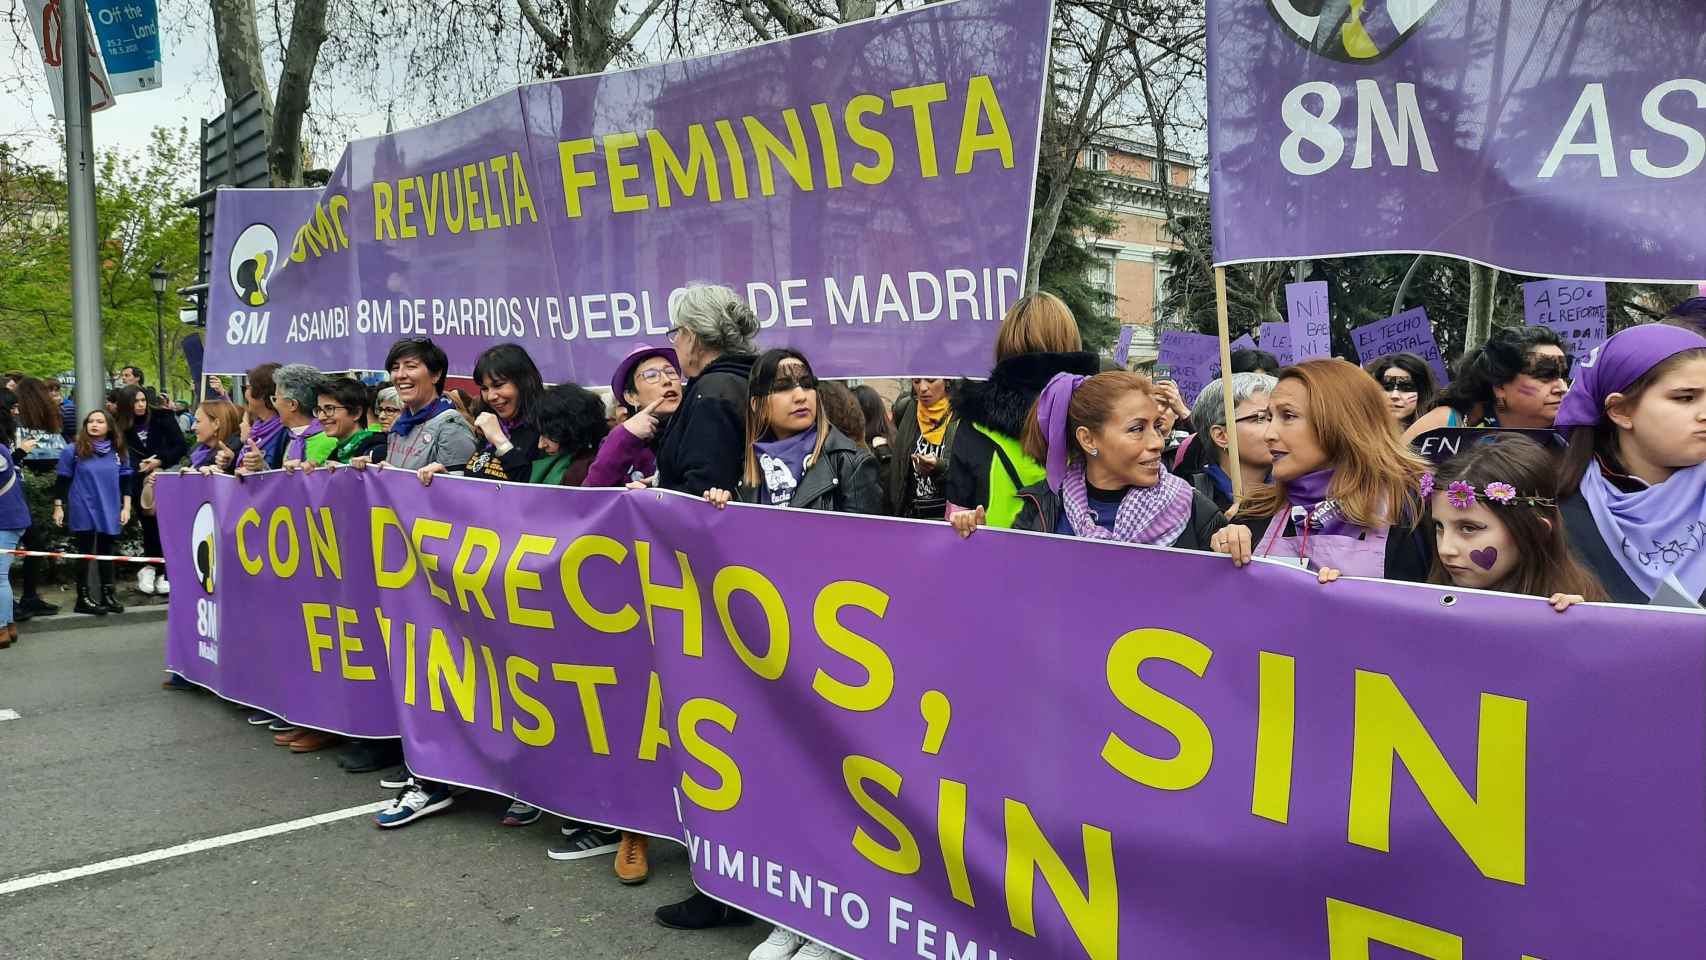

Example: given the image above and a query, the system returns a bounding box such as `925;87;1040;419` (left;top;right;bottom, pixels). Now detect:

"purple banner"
1209;1;1706;283
204;0;1049;381
155;468;1706;959
1350;306;1451;386
1157;329;1221;404
1522;278;1609;359
1258;320;1293;364
1285;280;1331;361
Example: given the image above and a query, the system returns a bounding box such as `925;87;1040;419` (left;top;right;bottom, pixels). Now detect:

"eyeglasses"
665;326;684;343
313;404;347;416
1380;378;1418;394
378;405;402;415
1234;410;1272;426
1522;355;1572;382
767;374;819;395
635;367;680;385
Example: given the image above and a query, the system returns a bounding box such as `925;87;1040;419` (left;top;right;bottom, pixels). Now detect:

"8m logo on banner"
1267;0;1442;63
192;502;220;663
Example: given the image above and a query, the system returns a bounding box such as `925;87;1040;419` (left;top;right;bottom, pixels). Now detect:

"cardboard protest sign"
1350;307;1451;386
1285;281;1331;361
1158;329;1221;404
1114;324;1136;367
1258;321;1293;365
1523;279;1608;359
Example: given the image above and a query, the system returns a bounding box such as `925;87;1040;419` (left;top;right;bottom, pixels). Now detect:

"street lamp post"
150;262;169;396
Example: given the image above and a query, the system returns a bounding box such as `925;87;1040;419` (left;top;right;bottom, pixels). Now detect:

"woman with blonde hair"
1213;359;1433;580
945;291;1099;527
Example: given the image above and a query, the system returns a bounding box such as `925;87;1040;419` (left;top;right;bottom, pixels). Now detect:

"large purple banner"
155;469;1706;959
204;0;1048;382
1209;1;1706;282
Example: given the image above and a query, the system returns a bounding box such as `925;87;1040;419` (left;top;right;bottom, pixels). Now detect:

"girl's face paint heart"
1470;546;1499;570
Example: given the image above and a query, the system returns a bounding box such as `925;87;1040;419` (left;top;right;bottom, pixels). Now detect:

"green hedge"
18;469;144;584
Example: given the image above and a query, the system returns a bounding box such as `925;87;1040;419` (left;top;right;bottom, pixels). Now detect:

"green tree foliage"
1034;134;1120;352
0;128;201;397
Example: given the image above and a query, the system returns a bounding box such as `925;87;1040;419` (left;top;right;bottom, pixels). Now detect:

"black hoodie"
943;350;1101;525
657;352;757;496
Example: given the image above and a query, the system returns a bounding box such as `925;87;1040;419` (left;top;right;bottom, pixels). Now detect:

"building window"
1089;249;1117;302
1088;147;1109;172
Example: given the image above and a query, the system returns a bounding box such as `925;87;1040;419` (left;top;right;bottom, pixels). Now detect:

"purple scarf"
248;414;285;456
1556;324;1706;429
285;419;324;462
1282;468;1361;536
1581;459;1706;602
1037;373;1089;492
753;428;818;506
1060;460;1193;545
92;439;112;456
190;445;217;468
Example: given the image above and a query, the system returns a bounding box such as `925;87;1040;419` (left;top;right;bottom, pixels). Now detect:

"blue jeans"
0;528;21;626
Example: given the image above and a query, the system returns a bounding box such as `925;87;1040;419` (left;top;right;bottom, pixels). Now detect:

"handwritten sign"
1522;279;1608;359
1114;324;1136;367
1258;321;1293;365
1158;330;1221;405
1350;306;1451;386
1285;281;1332;361
1411;427;1566;464
1229;332;1257;354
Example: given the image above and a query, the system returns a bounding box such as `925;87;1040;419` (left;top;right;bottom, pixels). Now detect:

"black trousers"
74;532;116;588
141;513;167;579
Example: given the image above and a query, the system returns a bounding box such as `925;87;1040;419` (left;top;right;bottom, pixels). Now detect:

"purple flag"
1522;279;1608;359
1209;0;1706;283
203;0;1050;382
1258;321;1293;364
155;469;1706;959
1157;329;1221;404
1285;281;1331;361
1350;306;1451;386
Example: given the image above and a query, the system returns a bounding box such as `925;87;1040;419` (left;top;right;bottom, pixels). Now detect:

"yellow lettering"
336;606;376;681
372;181;396;240
507;655;555;748
451;525;502;620
890;82;949;177
678;697;741;811
302;602;334;673
410;517;453;605
305;506;341;579
396;177;417;239
713;120;751;199
426;628;477;723
811;581;894;712
504;534;557;629
843;754;920;875
713;565;789;680
267;506;300;578
1252;651;1296;823
649;125;722;207
635;541;701;654
810;102;844;189
1326;898;1462;960
939;778;974;906
845;94;894;186
557;138;598;218
371;507;415;588
550;663;618;755
743;110;814;196
638;670;672;760
462;162;484;232
510;152;537;224
481;643;502;732
956;75;1015;174
560;536;638;634
1101;628;1213;791
236;507;263;575
604;131;650;213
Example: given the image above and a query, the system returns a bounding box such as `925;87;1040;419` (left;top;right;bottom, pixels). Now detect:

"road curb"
20;605;170;634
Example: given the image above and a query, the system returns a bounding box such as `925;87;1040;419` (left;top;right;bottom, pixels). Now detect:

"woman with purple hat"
1555;323;1706;606
585;345;682;487
949;370;1227;550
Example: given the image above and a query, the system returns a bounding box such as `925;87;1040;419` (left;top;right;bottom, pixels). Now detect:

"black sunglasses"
1380;377;1418;393
766;374;819;395
1522;355;1572;382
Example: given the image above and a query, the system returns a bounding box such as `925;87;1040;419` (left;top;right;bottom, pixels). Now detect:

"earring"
1089;448;1099;458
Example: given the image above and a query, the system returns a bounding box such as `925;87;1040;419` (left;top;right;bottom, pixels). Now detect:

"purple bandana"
1038;373;1088;492
1581;460;1706;602
1060;460;1193;546
190;445;217;468
248;414;285;455
1555;324;1706;430
1283;468;1359;536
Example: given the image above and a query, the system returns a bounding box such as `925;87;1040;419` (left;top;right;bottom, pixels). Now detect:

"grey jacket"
736;427;883;515
383;405;478;471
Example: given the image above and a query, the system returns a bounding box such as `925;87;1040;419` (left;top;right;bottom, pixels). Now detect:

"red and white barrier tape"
3;549;164;564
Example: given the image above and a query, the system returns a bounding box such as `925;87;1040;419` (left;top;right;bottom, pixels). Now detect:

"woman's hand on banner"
1549;593;1586;612
1212;524;1253;566
1317;567;1342;584
704;488;732;510
949;506;986;539
474;412;509;448
283;459;305;474
417;463;448;486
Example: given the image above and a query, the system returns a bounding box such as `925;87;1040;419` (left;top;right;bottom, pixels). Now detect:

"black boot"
100;585;125;614
74;584;108;616
19;594;60;617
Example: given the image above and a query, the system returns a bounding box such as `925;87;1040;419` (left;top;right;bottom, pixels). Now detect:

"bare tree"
205;0;329;185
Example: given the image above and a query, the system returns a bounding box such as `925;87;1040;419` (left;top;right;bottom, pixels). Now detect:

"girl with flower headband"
1419;434;1606;610
949;371;1228;550
1553;323;1706;606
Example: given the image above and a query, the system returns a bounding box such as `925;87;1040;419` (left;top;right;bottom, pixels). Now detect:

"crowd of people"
2;284;1704;960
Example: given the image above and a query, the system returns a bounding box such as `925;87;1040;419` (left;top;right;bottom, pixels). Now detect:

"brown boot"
614;832;649;885
273;728;308;745
289;730;341;753
0;624;13;648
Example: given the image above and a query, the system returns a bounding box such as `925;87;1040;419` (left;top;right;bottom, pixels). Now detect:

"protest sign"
24;0;116;118
203;0;1050;382
157;469;1706;960
1157;329;1220;403
1522;279;1608;359
1258;321;1293;364
1113;324;1135;367
1229;332;1256;353
1208;0;1706;283
1285;281;1331;361
1410;427;1564;465
1350;306;1451;386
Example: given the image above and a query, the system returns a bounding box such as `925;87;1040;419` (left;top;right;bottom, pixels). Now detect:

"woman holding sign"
1214;360;1433;581
1402;327;1569;443
1554;323;1706;605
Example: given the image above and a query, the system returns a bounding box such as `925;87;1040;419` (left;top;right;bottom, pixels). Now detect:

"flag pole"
1214;267;1243;501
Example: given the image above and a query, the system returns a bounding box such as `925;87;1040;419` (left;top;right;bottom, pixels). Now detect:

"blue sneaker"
374;782;453;829
500;801;541;827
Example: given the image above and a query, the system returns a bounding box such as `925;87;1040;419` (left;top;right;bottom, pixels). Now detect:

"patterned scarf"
1581;459;1706;602
915;394;952;446
1060;460;1193;545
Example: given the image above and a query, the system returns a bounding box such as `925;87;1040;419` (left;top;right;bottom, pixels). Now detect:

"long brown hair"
1428;435;1607;600
12;377;61;432
742;348;829;489
1020;371;1155;464
995;291;1081;363
1240;359;1428;527
74;410;126;460
1558;346;1706;498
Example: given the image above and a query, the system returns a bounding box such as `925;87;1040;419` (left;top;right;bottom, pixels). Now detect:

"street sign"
24;0;116;118
88;0;162;94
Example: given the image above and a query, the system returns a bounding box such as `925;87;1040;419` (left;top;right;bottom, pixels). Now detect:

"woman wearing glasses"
373;386;403;433
1364;353;1436;431
308;378;386;466
1185;372;1277;511
586;345;683;487
1403;327;1570;443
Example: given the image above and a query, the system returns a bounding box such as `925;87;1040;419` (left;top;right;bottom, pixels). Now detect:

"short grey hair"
1191;372;1277;454
672;283;759;355
273;363;326;415
376;386;400;410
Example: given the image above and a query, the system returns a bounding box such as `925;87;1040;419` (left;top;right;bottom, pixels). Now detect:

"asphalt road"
0;619;758;960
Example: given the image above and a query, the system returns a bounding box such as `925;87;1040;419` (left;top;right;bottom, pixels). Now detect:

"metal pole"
154;291;166;394
61;0;105;416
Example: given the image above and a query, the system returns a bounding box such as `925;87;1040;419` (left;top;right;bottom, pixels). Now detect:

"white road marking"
0;709;19;722
0;801;387;896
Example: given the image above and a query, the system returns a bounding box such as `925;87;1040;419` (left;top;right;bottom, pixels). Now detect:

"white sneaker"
137;566;157;595
154;575;170;595
749;926;804;960
793;943;843;960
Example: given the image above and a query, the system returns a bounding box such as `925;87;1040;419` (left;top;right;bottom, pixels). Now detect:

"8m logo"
1267;0;1443;64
